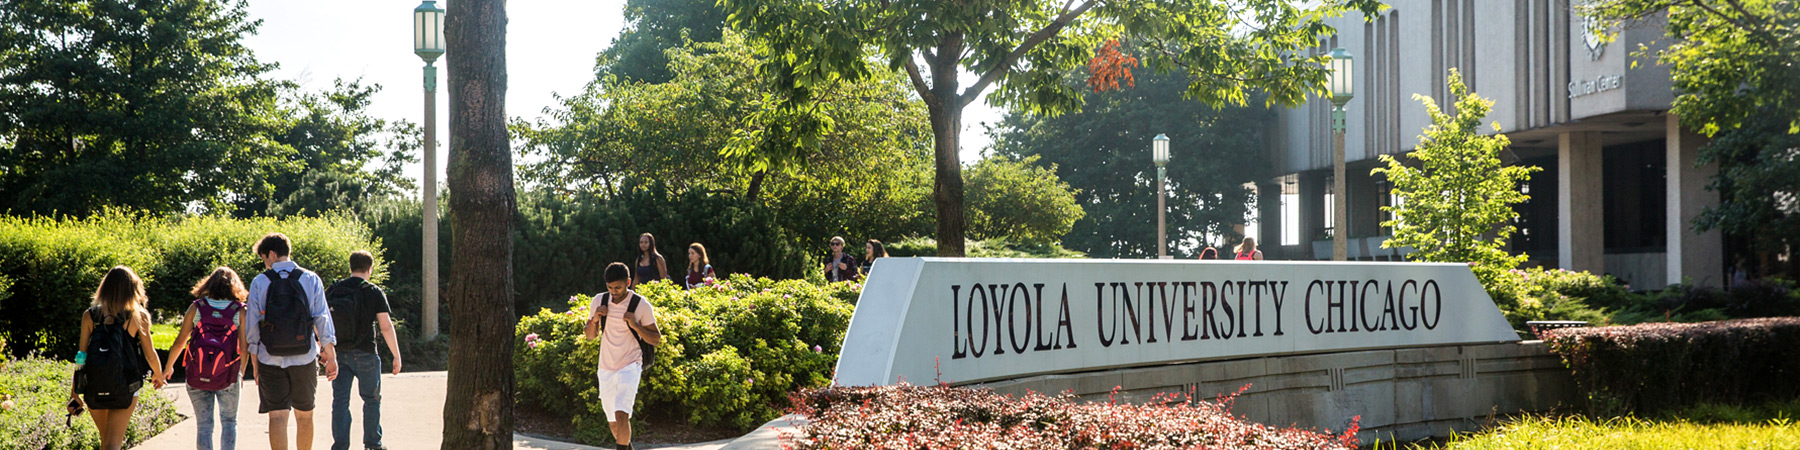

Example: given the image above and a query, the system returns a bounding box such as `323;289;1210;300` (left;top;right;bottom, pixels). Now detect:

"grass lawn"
151;322;179;350
1403;401;1800;450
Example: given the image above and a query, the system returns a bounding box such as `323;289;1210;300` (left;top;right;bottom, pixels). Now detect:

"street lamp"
1153;134;1171;259
1328;48;1354;262
414;0;444;339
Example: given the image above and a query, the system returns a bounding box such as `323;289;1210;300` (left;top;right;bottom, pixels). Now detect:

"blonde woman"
68;266;166;450
1233;237;1264;261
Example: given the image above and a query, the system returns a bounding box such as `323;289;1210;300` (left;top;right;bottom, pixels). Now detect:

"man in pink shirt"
584;263;662;450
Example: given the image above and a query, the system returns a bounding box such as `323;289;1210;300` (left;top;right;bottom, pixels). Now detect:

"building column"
1257;180;1286;259
1558;131;1605;273
1667;115;1723;286
1298;172;1327;260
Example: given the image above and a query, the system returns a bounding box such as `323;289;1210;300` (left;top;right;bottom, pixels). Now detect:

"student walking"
1198;247;1220;260
1234;237;1264;260
584;263;663;450
246;233;339;450
67;266;166;450
635;233;670;285
683;243;716;290
326;251;401;450
824;236;859;283
163;267;251;450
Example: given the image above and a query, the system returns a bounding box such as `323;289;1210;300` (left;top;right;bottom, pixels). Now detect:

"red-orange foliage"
1087;39;1139;92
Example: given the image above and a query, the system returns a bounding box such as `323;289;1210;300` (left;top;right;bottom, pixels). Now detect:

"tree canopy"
0;0;283;216
722;0;1383;255
990;65;1271;258
596;0;728;84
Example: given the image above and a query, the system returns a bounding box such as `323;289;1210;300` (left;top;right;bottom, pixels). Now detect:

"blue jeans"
187;381;240;450
331;350;384;450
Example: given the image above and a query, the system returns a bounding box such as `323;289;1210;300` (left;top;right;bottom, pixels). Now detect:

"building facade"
1258;0;1725;288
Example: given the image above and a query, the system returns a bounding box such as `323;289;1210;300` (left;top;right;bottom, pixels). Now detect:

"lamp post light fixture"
1328;48;1354;262
1153;133;1171;259
414;0;444;339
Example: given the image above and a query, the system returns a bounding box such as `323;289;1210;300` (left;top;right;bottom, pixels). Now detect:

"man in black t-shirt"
327;251;401;450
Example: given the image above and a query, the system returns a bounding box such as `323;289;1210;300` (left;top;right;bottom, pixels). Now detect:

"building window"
1602;140;1668;253
1282;193;1300;246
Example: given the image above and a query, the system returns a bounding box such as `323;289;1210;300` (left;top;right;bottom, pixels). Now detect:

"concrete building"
1257;0;1727;288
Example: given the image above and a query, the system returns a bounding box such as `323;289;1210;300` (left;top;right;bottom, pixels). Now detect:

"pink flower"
525;333;539;342
747;378;755;385
784;294;792;299
814;345;823;353
527;341;539;349
568;295;577;303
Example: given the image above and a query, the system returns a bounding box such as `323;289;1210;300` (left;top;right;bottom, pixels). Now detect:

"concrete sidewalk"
134;372;787;450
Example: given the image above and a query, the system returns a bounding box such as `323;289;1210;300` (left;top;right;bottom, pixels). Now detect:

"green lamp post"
1329;48;1354;262
414;0;444;339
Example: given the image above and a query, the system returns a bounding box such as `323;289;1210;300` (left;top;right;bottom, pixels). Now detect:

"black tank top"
636;257;658;285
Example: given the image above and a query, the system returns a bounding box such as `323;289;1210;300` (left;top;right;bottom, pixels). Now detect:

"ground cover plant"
1400;400;1800;450
513;275;856;445
1543;317;1800;416
0;353;182;449
783;383;1361;450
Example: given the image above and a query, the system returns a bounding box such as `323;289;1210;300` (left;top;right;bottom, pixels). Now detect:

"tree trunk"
442;1;516;449
927;37;968;257
745;169;768;202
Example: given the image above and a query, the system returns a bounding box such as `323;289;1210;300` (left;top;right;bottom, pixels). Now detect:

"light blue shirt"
245;260;336;368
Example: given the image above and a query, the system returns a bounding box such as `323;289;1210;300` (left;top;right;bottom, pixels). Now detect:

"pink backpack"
184;298;243;390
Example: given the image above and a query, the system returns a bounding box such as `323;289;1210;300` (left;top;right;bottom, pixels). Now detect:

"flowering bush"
785;383;1360;450
514;274;856;445
1544;318;1800;416
1484;267;1618;334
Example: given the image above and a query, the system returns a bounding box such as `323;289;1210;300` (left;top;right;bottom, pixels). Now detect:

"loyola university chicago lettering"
947;279;1445;360
834;259;1516;386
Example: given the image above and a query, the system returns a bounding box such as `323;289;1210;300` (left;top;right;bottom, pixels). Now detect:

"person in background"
861;239;889;275
68;266;167;450
1234;237;1264;260
164;267;251;450
1197;247;1219;260
683;243;717;290
635;233;670;286
824;236;859;283
327;251;401;450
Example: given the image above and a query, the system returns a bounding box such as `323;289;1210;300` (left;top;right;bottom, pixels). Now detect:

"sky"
241;0;1006;189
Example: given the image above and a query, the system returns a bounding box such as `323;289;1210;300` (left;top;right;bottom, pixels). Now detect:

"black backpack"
260;268;315;356
80;308;147;398
601;293;656;369
325;278;369;348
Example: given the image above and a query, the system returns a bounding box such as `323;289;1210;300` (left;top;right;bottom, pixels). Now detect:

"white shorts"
595;362;642;419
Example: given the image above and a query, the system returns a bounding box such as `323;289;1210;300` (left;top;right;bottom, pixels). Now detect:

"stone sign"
835;258;1520;386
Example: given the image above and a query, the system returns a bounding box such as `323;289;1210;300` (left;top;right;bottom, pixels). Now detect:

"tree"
516;30;936;242
722;0;1383;256
441;0;517;448
990;66;1272;258
1373;70;1540;284
238;80;419;218
597;0;728;84
0;0;284;217
1582;0;1800;270
964;155;1084;245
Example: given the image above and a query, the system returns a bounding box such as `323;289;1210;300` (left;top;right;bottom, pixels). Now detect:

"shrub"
513;275;855;445
786;384;1359;450
1543;318;1800;416
0;355;182;449
0;212;380;358
1608;279;1800;325
1483;267;1615;334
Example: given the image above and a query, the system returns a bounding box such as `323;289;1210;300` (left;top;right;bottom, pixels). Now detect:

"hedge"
0;212;382;358
513;275;856;445
1544;318;1800;416
786;384;1359;450
0;352;182;449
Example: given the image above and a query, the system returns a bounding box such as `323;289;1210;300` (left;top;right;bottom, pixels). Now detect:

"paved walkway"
135;372;792;450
